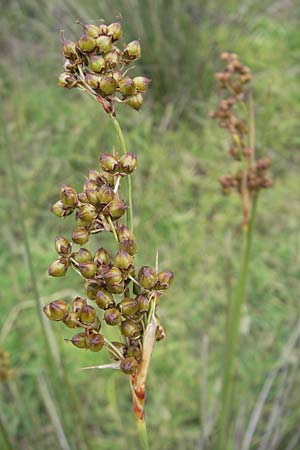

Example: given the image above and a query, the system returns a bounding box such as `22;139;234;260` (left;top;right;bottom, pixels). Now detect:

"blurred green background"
1;1;300;449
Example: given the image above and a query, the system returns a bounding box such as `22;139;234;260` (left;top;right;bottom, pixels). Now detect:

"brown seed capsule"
99;75;117;95
118;224;134;241
94;247;111;266
77;204;97;222
119;152;137;174
120;320;142;338
127;345;142;360
108;199;127;220
85;282;100;300
71;332;87;349
157;271;174;290
123;40;141;61
136;294;150;313
78;192;89;203
133;76;151;93
84;24;100;38
104;308;121;326
99;23;108;35
79;304;96;324
43;300;69;321
72;227;89;245
73;248;93;264
85;188;100;206
98;184;115;204
58;72;77;89
108;341;127;360
156;323;166;341
96;288;115;310
62;40;77;59
55;236;71;255
120;238;137;256
72;296;87;313
78;34;96;52
100;153;119;173
113;70;122;84
119;297;139;317
126;93;143;111
78;262;97;279
118;77;136;96
51;200;73;218
63;311;80;328
108;281;124;294
107;22;122;41
96;35;112;53
103;267;123;285
138;266;157;289
89;55;105;73
120;357;138;375
60;184;77;207
104;49;121;68
87;333;104;352
114;248;132;269
48;258;69;277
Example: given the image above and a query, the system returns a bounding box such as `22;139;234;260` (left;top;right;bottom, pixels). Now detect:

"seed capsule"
104;49;121;68
72;296;87;313
78;192;89;203
127;345;142;360
87;333;104;352
94;247;111;266
157;271;174;289
114;248;132;269
103;267;123;285
119;152;137;174
123;40;141;61
85;188;100;206
100;153;119;173
63;312;80;328
74;248;93;263
118;224;134;241
89;55;105;73
138;266;157;289
96;288;115;309
119;297;138;317
85;282;100;300
79;304;96;324
48;258;69;277
126;93;144;111
98;184;114;204
96;35;112;53
136;294;150;313
78;262;97;279
120;357;138;375
107;22;122;41
113;70;122;84
72;227;89;244
118;77;136;96
84;24;100;38
55;236;71;255
90;316;101;332
77;204;97;222
108;342;127;360
108;199;127;220
108;281;125;294
71;332;87;349
51;200;73;218
133;76;151;93
62;40;77;59
58;72;76;89
156;323;166;341
104;308;121;326
78;34;96;52
99;75;117;95
43;300;69;321
120;238;137;256
60;184;77;207
120;320;142;338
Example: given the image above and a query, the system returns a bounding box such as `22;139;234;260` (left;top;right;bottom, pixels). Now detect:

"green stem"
111;116;133;232
0;413;14;450
217;193;259;450
135;417;149;450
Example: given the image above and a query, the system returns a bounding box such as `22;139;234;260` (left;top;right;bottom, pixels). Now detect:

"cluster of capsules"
44;152;173;375
59;20;150;114
209;53;272;201
0;350;13;382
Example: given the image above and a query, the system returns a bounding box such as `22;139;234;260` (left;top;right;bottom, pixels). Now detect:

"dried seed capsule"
51;200;73;218
62;40;77;59
156;323;166;341
58;72;77;89
113;70;122;84
90;316;101;332
79;304;96;324
108;281;124;294
94;248;111;266
77;204;97;222
99;23;108;35
120;357;138;375
78;192;89;203
48;258;69;277
71;332;87;349
133;76;151;93
100;153;119;173
63;312;80;328
138;266;157;289
120;320;142;338
108;341;127;360
72;227;89;244
119;297;138;317
84;24;100;38
123;40;141;61
73;248;93;263
120;238;137;256
104;49;121;68
118;224;134;241
78;34;96;52
85;282;100;300
127;345;142;360
96;288;115;309
89;55;105;73
87;333;104;352
108;199;127;220
107;22;122;41
99;75;117;96
96;35;112;53
114;248;132;269
72;297;87;313
43;300;69;321
103;267;123;285
78;262;97;279
98;184;114;203
157;271;174;290
126;93;144;111
60;184;77;207
85;188;100;206
104;308;121;326
118;77;136;96
119;152;137;174
136;294;150;313
55;236;71;255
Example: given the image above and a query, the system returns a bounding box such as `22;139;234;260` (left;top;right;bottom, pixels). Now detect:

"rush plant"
43;19;173;449
210;53;273;449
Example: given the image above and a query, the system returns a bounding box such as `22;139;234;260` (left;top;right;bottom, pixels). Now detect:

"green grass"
1;1;300;449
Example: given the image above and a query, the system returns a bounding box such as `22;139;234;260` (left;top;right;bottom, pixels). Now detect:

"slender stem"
217;193;259;450
135;417;149;450
107;216;119;244
0;413;14;450
110;116;133;232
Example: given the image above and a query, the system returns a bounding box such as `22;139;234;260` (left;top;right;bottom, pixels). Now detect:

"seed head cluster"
44;152;173;375
58;20;150;115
